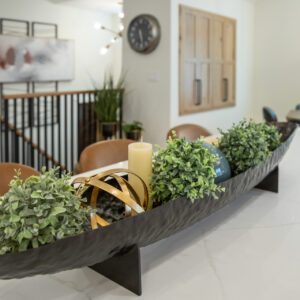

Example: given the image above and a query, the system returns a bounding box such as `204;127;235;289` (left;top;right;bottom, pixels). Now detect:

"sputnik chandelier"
94;11;124;55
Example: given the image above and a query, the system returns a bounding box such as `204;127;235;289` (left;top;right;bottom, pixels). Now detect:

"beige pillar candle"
128;142;153;207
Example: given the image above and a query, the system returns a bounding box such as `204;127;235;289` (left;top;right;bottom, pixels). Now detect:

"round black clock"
127;14;161;54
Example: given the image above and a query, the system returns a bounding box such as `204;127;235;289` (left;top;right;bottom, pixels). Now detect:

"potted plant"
94;73;125;140
122;121;144;141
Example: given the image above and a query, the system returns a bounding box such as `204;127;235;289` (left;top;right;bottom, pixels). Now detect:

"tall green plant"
94;73;125;122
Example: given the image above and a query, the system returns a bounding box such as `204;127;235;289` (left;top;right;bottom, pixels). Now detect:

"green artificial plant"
122;121;144;133
150;133;225;204
94;73;125;122
259;122;282;151
0;168;93;255
218;119;282;175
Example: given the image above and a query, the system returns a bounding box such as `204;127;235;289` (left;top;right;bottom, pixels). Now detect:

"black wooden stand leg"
89;245;142;296
255;166;279;193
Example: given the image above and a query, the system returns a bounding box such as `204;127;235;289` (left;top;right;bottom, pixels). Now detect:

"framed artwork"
0;35;74;83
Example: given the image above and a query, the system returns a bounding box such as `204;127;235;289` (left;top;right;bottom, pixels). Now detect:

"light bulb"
119;12;125;19
119;23;124;31
111;37;118;43
100;47;108;55
94;22;102;30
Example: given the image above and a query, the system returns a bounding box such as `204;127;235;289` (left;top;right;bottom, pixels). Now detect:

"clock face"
127;14;161;54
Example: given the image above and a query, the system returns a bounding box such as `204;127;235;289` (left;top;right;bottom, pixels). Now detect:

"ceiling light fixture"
95;10;124;55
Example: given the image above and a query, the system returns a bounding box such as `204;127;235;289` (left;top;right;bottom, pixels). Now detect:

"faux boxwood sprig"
0;167;93;255
218;120;282;175
150;134;225;204
259;122;282;151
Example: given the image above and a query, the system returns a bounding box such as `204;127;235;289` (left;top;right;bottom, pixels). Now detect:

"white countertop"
1;130;300;300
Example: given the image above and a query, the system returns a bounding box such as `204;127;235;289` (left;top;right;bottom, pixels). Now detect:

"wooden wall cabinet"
179;6;236;115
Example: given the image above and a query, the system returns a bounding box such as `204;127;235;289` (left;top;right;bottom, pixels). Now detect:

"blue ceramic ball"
202;142;231;184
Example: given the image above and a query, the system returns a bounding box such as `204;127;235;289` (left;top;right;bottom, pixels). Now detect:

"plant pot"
125;130;142;141
100;122;118;140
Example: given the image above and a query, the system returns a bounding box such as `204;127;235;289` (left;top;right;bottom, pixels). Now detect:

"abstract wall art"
0;35;74;83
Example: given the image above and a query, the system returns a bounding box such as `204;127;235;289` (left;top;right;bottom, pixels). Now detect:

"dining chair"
0;163;40;196
295;104;300;110
263;107;278;122
167;124;212;140
75;139;134;174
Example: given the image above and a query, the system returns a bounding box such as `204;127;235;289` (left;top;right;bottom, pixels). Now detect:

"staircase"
0;90;123;173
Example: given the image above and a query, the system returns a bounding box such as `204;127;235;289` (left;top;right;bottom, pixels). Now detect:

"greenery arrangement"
259;122;282;151
218;120;282;175
150;133;225;204
94;73;125;122
122;121;143;133
0;168;93;255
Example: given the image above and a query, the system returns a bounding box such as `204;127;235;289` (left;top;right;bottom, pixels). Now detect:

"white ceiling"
48;0;123;14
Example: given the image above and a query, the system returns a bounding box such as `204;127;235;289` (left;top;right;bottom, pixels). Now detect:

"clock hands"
138;29;144;44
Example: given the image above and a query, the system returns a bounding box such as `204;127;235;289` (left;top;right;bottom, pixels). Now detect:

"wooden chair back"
167;124;212;140
0;163;40;196
76;139;134;174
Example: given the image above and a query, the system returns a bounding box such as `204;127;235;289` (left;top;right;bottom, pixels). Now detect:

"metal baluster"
4;100;9;162
51;96;55;169
88;92;92;145
13;98;19;163
58;95;61;176
29;97;34;167
71;94;74;172
22;98;25;164
77;94;80;160
119;91;123;139
83;93;86;149
44;96;49;170
91;92;95;143
64;94;68;172
37;97;41;170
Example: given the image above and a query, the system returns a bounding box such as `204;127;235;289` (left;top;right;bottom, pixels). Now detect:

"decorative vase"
99;122;118;140
126;130;142;141
202;142;231;184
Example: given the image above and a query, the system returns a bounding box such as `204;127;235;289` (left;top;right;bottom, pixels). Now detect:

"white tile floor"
0;129;299;300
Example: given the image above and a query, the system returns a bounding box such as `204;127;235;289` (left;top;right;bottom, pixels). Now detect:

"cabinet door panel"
223;21;235;61
223;63;235;104
181;9;197;59
179;6;236;115
198;63;210;107
180;61;211;114
212;63;235;107
213;20;223;61
197;15;210;60
212;63;223;107
180;61;197;113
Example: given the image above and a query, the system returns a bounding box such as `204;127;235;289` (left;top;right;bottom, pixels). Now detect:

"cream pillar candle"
128;142;153;207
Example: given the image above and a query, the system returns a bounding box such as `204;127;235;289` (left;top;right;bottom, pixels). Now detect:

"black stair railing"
0;90;123;173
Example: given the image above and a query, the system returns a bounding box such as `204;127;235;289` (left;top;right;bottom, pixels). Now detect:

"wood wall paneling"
179;6;236;115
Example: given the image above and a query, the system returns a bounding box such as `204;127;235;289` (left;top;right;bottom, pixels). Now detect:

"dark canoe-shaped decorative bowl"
0;122;297;293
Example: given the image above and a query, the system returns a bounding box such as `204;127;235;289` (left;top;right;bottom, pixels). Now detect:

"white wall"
122;0;171;146
0;0;123;169
253;0;300;121
0;0;122;93
123;0;255;147
171;0;255;134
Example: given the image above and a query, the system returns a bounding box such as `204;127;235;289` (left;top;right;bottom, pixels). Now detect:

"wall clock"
127;14;161;54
